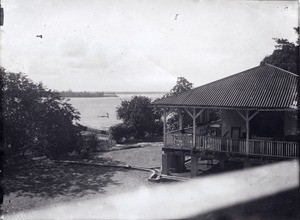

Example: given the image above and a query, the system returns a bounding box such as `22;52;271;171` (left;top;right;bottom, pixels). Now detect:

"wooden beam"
184;108;204;120
249;111;259;121
196;109;204;118
184;108;193;118
236;110;246;121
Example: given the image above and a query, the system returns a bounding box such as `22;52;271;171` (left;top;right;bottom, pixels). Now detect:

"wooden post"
236;110;259;156
193;108;196;149
162;153;169;175
219;159;225;169
184;108;204;149
177;154;186;172
244;159;252;169
177;110;186;172
163;108;167;147
246;110;249;155
191;156;199;178
179;110;183;130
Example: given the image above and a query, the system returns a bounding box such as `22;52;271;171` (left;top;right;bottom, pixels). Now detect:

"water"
68;93;165;130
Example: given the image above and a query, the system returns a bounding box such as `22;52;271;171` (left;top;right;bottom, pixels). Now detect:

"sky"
0;0;298;92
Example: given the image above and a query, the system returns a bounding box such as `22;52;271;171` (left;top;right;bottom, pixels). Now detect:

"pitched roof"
153;64;298;110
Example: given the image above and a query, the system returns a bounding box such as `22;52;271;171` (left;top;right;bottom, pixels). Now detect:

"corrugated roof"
153;64;298;109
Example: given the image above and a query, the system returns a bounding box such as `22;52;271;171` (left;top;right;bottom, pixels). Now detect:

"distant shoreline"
59;91;118;98
60;91;166;98
63;95;118;98
115;92;167;94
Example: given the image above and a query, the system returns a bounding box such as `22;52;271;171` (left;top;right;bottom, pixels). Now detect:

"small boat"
97;113;109;118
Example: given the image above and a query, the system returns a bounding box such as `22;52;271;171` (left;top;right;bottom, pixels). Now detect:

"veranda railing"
165;133;299;158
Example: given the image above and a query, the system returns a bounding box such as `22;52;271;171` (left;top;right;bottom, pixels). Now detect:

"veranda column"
193;108;196;148
162;108;169;175
184;108;204;178
245;110;249;155
177;109;186;172
163;108;167;146
236;110;259;156
179;110;183;130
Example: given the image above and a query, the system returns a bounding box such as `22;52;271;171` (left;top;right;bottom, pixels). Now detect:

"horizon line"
56;90;168;93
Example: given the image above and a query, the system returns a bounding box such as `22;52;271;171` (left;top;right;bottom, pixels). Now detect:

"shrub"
109;123;134;143
82;133;100;152
116;96;163;139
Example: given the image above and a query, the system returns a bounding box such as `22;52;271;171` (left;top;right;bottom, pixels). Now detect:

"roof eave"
151;104;297;111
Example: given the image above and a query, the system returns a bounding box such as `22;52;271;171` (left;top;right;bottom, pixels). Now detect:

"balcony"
165;133;299;158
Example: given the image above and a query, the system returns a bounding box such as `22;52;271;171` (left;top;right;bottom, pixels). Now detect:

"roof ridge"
265;63;299;77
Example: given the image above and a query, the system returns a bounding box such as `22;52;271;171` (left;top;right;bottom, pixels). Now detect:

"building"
153;64;299;177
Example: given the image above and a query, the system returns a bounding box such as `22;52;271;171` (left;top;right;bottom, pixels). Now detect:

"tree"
162;77;220;131
164;77;193;98
163;77;194;130
113;96;162;140
1;69;83;160
260;27;299;74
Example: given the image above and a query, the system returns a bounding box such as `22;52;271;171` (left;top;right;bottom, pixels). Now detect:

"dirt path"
2;143;162;215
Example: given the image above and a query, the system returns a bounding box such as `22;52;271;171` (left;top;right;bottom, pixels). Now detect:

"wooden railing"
165;133;299;158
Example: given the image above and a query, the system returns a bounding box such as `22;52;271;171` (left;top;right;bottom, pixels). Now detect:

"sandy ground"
94;142;162;168
2;143;163;215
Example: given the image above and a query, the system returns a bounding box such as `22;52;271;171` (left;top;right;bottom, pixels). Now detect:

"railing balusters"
165;133;298;158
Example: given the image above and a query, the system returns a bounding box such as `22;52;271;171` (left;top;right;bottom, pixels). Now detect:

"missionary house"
153;64;298;178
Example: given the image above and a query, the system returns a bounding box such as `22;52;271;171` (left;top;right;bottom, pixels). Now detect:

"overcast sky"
0;0;298;92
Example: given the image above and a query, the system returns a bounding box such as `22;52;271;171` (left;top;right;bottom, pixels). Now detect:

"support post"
177;155;186;172
163;108;167;147
184;108;204;149
246;110;249;155
191;156;199;178
236;110;259;156
219;159;225;169
162;153;170;175
244;159;252;169
193;108;196;149
179;109;183;130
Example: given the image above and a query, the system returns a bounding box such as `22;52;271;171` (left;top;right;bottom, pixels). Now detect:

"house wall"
284;111;298;136
221;110;246;138
221;110;298;139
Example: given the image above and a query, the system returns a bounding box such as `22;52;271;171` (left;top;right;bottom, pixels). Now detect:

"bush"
82;133;100;152
109;123;134;143
79;133;115;154
115;96;163;140
97;139;115;151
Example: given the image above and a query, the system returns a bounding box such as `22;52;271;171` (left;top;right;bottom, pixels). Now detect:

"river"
68;93;165;131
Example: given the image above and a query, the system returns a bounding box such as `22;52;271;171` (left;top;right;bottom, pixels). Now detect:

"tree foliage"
163;77;194;130
164;77;193;98
1;69;83;159
260;27;299;74
111;96;162;142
